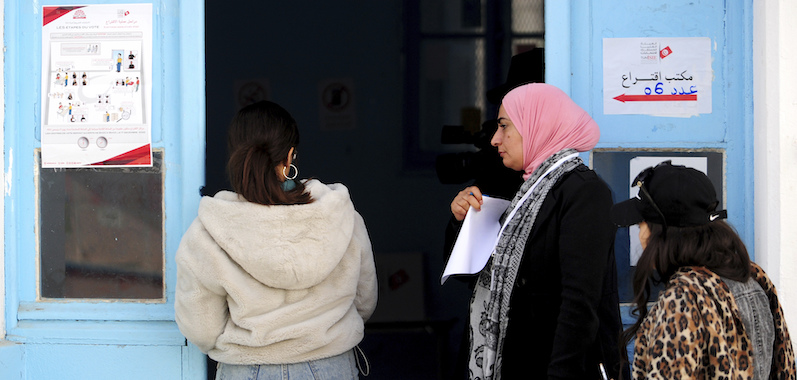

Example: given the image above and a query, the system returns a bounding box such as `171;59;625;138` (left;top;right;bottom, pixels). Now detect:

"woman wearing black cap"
611;161;795;379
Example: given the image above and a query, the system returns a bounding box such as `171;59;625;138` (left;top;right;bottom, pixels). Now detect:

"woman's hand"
451;186;484;221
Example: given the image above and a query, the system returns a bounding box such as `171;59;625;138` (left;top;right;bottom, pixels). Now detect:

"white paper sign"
41;4;153;167
603;37;712;116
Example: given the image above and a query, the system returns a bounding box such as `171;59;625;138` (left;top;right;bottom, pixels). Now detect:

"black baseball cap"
610;161;727;228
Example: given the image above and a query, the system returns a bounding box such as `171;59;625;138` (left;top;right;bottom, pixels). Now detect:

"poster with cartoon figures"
41;4;152;167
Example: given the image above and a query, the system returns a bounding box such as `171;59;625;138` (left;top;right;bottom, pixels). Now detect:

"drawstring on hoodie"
354;345;370;376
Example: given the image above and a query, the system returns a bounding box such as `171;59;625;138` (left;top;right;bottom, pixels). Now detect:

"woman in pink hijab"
449;83;626;380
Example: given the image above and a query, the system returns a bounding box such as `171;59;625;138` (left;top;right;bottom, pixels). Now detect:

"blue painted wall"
3;0;753;377
3;0;206;378
572;1;754;248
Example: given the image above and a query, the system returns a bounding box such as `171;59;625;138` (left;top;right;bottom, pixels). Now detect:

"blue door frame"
2;1;206;378
546;0;754;323
2;0;754;376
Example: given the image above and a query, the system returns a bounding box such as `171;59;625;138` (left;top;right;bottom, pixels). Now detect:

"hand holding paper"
441;196;510;284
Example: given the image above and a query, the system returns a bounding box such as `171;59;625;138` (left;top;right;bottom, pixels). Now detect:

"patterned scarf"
468;148;583;380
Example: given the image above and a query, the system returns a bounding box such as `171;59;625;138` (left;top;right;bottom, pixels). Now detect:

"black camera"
435;120;523;200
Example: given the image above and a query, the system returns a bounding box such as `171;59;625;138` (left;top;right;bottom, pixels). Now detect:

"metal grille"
419;39;485;152
421;0;485;34
404;0;545;169
512;0;545;34
513;38;546;56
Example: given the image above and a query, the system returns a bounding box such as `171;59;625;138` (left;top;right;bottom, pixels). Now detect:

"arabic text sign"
603;37;711;116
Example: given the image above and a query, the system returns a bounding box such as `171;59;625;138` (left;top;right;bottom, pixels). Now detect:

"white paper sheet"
441;196;510;284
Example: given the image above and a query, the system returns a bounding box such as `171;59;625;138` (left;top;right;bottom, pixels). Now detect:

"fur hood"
199;180;356;289
175;179;378;364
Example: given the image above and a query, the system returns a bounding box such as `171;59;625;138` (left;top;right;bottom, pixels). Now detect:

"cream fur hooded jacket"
175;180;377;365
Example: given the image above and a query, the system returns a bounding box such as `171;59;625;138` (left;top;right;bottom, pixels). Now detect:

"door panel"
3;1;206;378
25;345;182;379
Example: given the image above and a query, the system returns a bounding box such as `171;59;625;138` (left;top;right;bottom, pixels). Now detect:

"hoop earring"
283;164;298;180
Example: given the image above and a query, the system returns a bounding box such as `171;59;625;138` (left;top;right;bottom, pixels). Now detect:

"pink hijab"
502;83;600;180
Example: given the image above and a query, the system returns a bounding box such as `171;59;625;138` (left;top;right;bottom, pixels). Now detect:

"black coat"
447;164;628;380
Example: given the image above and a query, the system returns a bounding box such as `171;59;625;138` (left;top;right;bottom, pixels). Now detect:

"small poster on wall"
603;37;712;116
41;4;153;167
318;78;357;131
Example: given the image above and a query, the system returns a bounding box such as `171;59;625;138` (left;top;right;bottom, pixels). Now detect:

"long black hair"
226;101;313;206
619;220;751;374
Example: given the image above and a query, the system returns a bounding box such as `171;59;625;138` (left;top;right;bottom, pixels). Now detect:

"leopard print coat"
632;263;795;380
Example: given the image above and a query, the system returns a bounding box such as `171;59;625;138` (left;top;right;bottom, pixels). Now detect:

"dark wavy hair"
226;101;313;206
619;220;751;377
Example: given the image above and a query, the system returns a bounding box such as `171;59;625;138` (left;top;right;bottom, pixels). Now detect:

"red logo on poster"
73;10;86;19
660;46;673;59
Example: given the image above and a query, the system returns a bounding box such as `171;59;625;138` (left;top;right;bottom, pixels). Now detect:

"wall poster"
41;4;152;167
603;37;712;116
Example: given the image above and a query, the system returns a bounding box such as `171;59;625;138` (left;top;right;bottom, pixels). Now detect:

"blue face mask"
281;179;296;191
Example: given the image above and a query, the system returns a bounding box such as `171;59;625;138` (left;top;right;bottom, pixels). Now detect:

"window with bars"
403;0;545;171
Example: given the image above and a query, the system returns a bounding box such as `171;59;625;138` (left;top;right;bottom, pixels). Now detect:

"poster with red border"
41;4;152;167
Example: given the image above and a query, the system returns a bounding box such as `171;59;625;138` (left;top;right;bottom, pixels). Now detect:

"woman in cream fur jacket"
175;101;377;379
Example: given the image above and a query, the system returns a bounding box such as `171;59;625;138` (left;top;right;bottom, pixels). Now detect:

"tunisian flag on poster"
41;4;153;168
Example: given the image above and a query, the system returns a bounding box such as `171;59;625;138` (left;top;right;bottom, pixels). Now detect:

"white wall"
754;0;797;331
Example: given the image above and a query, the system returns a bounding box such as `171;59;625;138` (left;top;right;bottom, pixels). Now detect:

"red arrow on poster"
613;94;697;103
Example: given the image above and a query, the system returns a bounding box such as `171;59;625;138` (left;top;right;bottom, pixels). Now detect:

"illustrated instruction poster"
41;4;152;167
603;37;711;116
